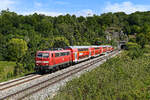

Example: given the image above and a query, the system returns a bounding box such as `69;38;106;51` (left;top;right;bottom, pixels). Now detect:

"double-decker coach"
100;45;107;54
65;46;90;63
90;46;102;57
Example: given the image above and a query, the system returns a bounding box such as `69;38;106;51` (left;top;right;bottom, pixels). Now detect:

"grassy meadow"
51;51;150;100
0;61;16;82
0;61;34;82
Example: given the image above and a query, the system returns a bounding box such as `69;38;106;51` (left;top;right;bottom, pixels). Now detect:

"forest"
0;10;150;79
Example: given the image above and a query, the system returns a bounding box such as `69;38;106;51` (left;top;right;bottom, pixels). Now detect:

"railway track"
0;74;43;91
0;50;119;100
0;74;35;86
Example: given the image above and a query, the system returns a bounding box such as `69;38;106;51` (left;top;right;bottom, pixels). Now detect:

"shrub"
126;42;143;59
126;42;141;50
7;38;28;61
127;49;143;59
143;45;150;53
14;62;24;76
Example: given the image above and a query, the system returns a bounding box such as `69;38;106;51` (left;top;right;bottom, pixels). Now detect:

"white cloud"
103;1;150;14
75;9;94;17
21;11;64;17
0;0;16;10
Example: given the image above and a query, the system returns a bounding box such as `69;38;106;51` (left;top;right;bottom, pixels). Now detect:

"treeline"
1;10;150;75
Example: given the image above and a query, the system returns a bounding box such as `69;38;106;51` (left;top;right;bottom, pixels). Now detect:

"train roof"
37;48;71;53
100;45;112;47
65;46;90;49
65;45;112;49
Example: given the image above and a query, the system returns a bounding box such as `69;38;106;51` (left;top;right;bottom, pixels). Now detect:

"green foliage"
143;45;150;54
131;25;141;33
126;42;140;50
51;52;150;100
14;62;24;76
136;33;148;48
126;42;143;59
0;61;16;82
7;38;28;61
129;38;136;43
127;48;143;59
53;36;70;48
145;32;150;44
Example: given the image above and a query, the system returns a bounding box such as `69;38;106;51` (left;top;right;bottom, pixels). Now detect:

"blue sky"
0;0;150;16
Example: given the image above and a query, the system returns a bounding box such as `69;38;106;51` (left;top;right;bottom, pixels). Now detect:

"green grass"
0;61;34;82
0;61;16;82
50;52;150;100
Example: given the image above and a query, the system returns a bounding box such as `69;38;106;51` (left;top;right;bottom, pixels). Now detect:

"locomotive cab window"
37;53;49;58
67;52;70;55
60;52;69;56
55;53;60;57
61;52;65;56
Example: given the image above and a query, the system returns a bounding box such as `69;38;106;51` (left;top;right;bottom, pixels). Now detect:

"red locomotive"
35;45;114;73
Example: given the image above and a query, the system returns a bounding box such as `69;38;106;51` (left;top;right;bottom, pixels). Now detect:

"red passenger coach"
101;45;107;54
92;46;102;57
65;46;90;63
35;49;72;72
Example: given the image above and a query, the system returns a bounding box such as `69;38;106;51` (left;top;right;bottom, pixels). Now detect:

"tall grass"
0;61;34;82
0;61;16;82
51;52;150;100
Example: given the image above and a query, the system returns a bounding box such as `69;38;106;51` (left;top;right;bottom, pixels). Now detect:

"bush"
143;45;150;53
14;62;24;76
126;42;143;59
127;49;143;59
126;42;141;50
7;38;28;61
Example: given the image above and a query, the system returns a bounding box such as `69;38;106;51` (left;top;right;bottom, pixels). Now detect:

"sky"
0;0;150;16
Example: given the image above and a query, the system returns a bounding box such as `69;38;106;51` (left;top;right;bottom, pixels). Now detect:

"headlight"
36;61;41;63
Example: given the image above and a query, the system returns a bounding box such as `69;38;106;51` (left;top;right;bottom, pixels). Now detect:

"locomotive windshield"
37;53;49;58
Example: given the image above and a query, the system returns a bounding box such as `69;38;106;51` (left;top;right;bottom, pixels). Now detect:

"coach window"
51;53;53;57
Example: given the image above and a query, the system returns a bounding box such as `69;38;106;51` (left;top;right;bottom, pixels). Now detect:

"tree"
142;23;150;34
136;33;148;48
131;25;141;34
53;36;70;48
128;13;141;25
146;32;150;44
7;38;28;61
